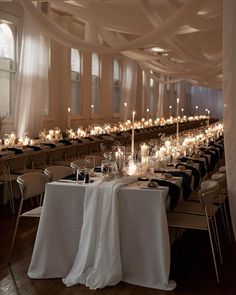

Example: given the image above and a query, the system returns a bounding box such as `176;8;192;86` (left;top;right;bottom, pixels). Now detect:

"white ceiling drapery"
18;0;222;88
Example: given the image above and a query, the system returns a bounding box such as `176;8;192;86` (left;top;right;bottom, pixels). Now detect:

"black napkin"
7;147;23;154
175;163;200;190
59;139;72;145
27;145;42;151
62;172;84;181
44;143;56;148
151;179;180;211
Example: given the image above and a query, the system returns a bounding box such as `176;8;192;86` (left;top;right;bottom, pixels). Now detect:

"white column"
223;0;236;238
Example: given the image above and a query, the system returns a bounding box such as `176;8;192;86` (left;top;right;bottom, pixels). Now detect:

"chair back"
70;159;85;172
17;172;49;200
7;154;27;174
211;172;226;191
29;150;49;170
0;158;7;175
198;180;219;216
44;165;74;181
219;166;226;173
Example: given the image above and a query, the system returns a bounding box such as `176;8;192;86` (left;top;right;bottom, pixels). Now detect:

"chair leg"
5;181;15;215
212;215;223;264
219;206;227;238
8;199;24;262
223;203;232;242
207;218;220;284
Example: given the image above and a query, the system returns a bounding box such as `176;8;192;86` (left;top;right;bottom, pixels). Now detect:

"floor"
1;200;236;295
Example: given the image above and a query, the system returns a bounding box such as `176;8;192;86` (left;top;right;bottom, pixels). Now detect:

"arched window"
113;57;121;114
91;52;100;115
71;48;82;115
0;23;14;59
0;22;16;116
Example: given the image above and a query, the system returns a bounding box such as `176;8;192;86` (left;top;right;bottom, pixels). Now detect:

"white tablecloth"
28;178;177;290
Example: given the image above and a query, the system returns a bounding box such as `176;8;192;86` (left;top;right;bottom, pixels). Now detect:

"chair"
0;158;15;214
8;172;49;261
28;149;49;172
63;144;79;162
70;159;85;172
211;172;232;241
48;146;69;166
44;165;74;182
168;184;223;284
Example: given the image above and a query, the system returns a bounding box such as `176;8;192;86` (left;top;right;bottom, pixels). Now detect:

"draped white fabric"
120;58;138;117
223;0;236;238
14;10;49;138
18;0;222;88
62;177;137;289
190;86;223;119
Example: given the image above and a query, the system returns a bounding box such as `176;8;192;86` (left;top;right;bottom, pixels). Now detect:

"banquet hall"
1;0;236;294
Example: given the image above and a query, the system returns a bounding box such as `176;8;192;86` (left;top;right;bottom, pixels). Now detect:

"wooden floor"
1;201;236;295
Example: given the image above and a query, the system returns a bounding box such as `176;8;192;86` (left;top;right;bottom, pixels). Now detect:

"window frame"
112;56;122;117
91;52;101;117
0;19;19;119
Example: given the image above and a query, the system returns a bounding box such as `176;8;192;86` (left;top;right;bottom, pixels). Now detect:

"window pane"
0;23;14;59
71;48;82;115
71;48;80;72
113;85;120;113
72;81;81;114
92;53;99;76
91;75;100;114
91;53;100;114
150;78;154;113
0;23;16;117
113;58;121;114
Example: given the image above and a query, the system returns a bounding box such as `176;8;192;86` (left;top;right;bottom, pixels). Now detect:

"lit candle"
141;143;149;163
169;105;172;118
131;111;135;158
67;107;71;129
176;98;179;144
124;102;127;122
146;108;150;120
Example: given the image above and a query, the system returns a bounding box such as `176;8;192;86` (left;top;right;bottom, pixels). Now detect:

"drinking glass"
84;156;95;175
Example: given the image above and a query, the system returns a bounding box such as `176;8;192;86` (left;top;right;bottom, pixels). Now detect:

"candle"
146;108;150;120
67;107;71;129
141;143;149;163
115;147;124;172
131;111;135;158
124;102;127;122
176;98;179;144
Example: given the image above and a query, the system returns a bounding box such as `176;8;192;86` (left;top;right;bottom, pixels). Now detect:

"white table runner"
63;177;136;289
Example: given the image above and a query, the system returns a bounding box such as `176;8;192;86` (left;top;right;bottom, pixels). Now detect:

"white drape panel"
190;86;223;119
14;11;49;138
18;0;222;87
120;58;138;118
223;0;236;237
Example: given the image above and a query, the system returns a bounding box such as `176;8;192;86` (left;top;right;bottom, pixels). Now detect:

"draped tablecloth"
63;177;136;289
28;178;176;290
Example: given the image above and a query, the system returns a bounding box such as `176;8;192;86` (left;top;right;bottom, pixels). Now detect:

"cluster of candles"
0;113;214;151
124;122;223;176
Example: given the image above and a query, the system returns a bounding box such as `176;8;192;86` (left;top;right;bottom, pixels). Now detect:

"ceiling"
18;0;223;88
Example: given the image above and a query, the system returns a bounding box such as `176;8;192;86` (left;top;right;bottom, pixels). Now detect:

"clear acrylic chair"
168;184;223;284
211;172;233;241
0;158;15;214
44;165;74;182
8;172;49;261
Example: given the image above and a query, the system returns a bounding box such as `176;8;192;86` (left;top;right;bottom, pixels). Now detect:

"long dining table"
27;175;182;290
